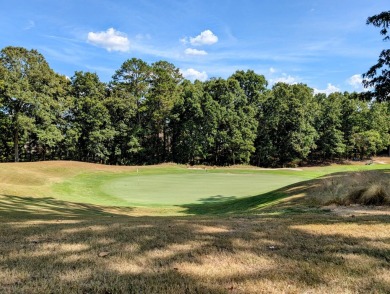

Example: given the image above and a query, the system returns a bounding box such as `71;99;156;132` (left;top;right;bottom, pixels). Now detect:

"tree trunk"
13;125;19;162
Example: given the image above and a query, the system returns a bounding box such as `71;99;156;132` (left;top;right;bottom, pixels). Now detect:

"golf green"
53;169;307;206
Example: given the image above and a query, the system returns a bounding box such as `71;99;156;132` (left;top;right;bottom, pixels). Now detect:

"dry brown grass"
307;170;390;206
373;157;390;165
1;161;390;293
0;196;389;294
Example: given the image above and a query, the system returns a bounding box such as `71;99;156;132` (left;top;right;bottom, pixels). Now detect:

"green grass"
52;163;390;211
53;169;307;207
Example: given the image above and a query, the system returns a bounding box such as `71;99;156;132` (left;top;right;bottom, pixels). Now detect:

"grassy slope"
1;161;390;293
1;160;390;215
53;169;308;207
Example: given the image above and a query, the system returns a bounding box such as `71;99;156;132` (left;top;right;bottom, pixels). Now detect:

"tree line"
0;46;389;167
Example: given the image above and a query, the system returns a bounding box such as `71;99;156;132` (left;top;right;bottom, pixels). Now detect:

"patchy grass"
0;200;389;293
1;160;390;293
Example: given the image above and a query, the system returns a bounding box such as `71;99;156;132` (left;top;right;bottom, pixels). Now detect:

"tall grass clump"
308;170;390;206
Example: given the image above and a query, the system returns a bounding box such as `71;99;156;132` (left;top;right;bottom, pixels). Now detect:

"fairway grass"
1;160;390;213
54;170;308;207
1;161;390;293
50;161;390;210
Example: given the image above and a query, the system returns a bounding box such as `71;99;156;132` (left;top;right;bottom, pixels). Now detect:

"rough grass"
1;161;390;293
307;170;390;206
0;200;389;293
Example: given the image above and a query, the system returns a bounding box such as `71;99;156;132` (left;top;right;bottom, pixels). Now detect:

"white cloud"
180;37;188;45
87;28;130;52
269;67;276;74
180;68;208;81
347;74;363;88
272;74;298;85
313;83;341;95
182;30;218;46
184;48;208;56
346;74;370;92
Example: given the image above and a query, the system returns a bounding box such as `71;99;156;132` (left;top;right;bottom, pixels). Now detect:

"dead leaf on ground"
98;252;110;257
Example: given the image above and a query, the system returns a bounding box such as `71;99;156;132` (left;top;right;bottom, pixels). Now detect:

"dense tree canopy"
1;46;389;166
0;46;67;162
254;83;318;167
363;11;390;102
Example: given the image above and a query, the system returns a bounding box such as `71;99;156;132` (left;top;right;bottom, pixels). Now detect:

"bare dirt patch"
373;156;390;164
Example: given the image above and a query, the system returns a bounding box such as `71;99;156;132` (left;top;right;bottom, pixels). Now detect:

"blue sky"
1;0;388;93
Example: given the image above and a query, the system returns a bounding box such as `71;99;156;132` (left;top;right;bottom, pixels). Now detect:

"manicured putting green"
54;169;307;206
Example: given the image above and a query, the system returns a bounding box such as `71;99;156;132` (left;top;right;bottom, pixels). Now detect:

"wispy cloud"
40;46;85;65
87;28;130;52
184;48;208;56
24;20;35;30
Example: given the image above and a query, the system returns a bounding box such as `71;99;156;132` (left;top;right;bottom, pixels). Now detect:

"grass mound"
348;184;390;205
308;170;390;206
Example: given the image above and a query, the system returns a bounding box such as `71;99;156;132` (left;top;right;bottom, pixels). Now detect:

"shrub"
351;184;389;205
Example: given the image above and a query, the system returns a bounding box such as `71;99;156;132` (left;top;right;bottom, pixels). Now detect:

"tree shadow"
180;191;285;215
179;169;390;215
179;180;314;215
0;194;132;219
194;195;238;203
1;208;389;293
1;169;390;292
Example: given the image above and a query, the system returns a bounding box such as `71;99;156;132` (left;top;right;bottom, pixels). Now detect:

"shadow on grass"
180;169;390;215
179;191;287;215
0;194;131;220
1;169;389;292
1;204;389;293
179;179;316;215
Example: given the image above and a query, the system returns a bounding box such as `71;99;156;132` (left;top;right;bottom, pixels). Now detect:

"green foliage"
351;130;383;159
0;45;389;166
171;80;212;164
142;60;183;163
229;69;267;106
203;78;258;165
0;46;66;161
68;71;114;162
255;83;318;166
314;92;346;159
363;11;390;101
